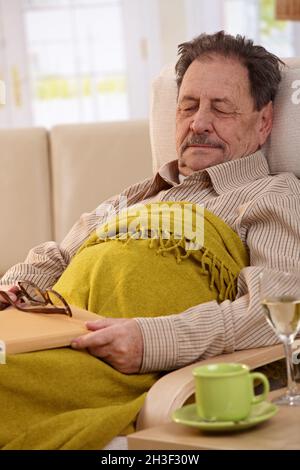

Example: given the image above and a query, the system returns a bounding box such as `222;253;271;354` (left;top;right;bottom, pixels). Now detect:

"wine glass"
259;269;300;406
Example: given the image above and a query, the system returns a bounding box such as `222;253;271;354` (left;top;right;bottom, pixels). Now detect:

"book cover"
0;305;102;354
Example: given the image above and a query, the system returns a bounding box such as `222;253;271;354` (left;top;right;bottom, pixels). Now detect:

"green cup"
193;363;269;422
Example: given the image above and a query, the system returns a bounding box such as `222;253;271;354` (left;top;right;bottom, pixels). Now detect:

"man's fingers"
0;290;18;303
71;318;143;373
71;327;113;350
85;318;122;331
8;286;19;294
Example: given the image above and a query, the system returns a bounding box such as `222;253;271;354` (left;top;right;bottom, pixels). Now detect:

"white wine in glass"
260;270;300;406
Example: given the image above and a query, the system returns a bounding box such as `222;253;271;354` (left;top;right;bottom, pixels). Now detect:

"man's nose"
190;107;214;134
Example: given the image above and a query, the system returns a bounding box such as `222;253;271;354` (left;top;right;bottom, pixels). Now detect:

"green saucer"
172;401;278;432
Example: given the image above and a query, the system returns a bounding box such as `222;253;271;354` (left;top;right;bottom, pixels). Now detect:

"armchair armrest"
136;345;284;430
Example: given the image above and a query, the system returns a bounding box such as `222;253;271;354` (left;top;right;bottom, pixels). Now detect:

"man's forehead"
178;57;251;104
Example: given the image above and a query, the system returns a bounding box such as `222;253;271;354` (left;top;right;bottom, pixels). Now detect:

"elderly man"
1;31;300;376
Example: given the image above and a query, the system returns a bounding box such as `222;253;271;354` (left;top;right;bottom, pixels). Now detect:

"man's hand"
71;318;143;374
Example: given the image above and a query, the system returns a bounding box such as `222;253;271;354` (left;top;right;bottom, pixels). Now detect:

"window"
23;0;129;127
186;0;296;57
259;0;294;56
223;0;295;56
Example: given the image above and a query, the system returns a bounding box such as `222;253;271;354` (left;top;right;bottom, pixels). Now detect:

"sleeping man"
0;31;299;449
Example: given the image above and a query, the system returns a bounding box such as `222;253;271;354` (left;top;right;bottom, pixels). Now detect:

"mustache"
181;134;225;154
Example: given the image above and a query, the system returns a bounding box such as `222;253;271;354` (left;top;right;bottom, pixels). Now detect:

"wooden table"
128;389;300;450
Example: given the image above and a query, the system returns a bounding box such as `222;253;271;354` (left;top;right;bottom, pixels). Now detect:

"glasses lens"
18;281;46;303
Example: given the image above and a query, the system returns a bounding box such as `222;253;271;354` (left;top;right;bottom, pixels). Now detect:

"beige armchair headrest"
150;58;300;177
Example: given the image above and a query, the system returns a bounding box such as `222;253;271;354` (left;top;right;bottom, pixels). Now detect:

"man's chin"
179;158;216;174
179;151;223;173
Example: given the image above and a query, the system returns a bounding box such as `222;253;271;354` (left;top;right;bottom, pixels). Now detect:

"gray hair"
175;30;285;110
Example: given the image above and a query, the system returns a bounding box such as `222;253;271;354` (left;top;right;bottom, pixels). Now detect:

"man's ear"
258;101;273;146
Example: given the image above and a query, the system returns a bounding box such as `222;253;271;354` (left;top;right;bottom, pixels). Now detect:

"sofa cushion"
50;120;152;241
150;58;300;177
0;128;52;275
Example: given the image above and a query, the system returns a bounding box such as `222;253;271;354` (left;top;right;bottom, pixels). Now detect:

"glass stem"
283;338;298;395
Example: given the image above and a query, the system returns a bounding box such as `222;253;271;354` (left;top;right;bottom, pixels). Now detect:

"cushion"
0;128;52;275
150;58;300;177
50;120;152;241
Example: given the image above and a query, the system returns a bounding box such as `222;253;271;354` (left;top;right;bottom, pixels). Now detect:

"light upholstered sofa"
1;56;299;441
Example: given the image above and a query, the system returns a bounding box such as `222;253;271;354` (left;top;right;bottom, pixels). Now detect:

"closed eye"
214;107;234;115
184;106;198;111
178;97;199;113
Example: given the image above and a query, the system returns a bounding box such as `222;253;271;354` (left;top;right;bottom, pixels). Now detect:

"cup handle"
250;372;270;404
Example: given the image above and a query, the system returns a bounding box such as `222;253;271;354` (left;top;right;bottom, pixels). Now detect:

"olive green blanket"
0;202;248;449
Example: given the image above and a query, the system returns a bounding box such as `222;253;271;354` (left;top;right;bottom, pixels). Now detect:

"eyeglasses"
0;280;72;317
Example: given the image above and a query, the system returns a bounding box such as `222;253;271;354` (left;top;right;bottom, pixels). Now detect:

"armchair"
135;56;300;432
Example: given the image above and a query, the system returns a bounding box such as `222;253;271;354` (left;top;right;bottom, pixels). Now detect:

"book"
0;305;102;354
